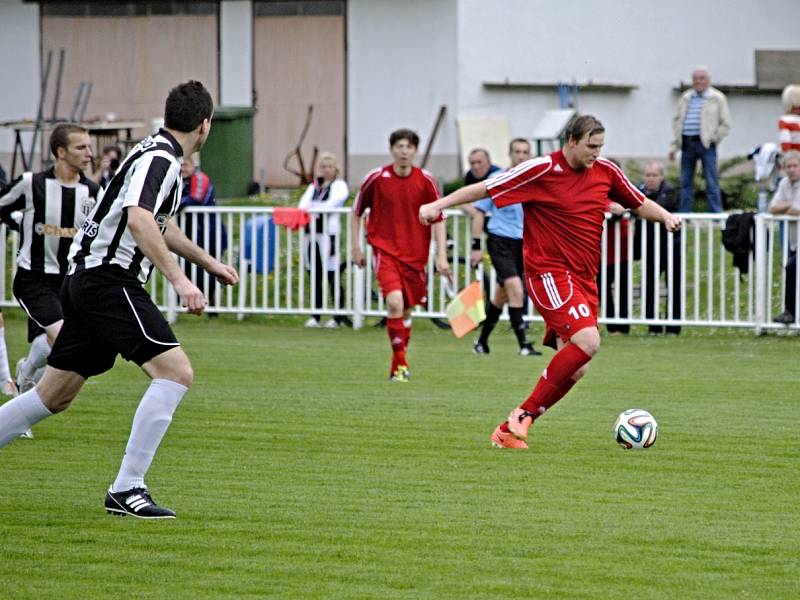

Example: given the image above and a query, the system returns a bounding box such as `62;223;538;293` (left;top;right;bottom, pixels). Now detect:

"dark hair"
508;137;531;153
389;128;419;149
565;114;605;143
102;144;121;157
164;80;214;133
50;123;87;158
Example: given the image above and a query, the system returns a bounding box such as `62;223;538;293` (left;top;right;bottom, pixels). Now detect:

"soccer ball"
613;409;658;449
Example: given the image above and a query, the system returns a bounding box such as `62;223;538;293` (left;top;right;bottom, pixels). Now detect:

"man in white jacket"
669;67;731;213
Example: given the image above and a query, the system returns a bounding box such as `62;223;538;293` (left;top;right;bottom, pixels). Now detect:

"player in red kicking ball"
352;128;450;381
420;115;682;447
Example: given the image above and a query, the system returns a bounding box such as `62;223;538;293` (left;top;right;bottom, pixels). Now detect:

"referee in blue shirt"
463;141;541;356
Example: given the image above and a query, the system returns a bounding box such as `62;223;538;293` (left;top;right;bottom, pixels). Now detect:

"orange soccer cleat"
490;425;528;449
507;408;535;441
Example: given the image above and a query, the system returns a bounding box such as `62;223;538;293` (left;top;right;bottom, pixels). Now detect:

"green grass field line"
0;316;797;599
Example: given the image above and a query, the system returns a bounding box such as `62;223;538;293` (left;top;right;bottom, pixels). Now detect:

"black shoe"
518;343;542;356
105;486;176;519
473;339;490;354
773;310;795;325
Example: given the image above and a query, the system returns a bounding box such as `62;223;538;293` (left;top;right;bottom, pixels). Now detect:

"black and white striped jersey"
69;129;183;284
0;168;100;275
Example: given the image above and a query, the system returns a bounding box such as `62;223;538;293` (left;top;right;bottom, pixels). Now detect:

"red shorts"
525;270;598;350
375;250;428;307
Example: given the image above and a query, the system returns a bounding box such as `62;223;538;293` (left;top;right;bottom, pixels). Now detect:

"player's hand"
206;259;239;285
352;247;366;268
664;213;682;232
419;203;441;225
436;255;451;282
174;277;207;315
470;249;483;268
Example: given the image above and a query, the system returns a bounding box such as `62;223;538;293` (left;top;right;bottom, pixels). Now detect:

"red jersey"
486;150;645;279
354;164;441;270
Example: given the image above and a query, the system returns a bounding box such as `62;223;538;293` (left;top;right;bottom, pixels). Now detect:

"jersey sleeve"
421;169;444;223
354;168;381;216
0;174;29;230
123;153;174;212
603;159;646;210
486;157;552;208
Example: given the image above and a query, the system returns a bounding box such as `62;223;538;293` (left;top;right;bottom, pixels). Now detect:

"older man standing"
670;67;731;213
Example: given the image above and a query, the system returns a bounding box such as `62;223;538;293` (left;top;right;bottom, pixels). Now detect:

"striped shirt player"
0;124;97;402
70;130;183;283
418;115;681;450
0;81;238;520
351;128;448;382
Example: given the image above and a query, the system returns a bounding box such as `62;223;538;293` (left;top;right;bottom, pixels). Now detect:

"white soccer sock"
112;379;188;492
0;326;11;382
0;388;52;448
20;334;51;380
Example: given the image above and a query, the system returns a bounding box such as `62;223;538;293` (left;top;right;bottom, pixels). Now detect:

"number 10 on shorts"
568;303;591;319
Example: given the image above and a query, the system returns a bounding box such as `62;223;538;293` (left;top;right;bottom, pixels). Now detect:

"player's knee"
170;362;194;388
571;363;591;381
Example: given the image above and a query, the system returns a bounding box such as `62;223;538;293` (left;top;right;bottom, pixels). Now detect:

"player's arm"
351;210;367;267
0;175;27;230
461;203;485;267
633;199;682;232
126;206;207;314
163;220;238;285
432;219;450;279
419;182;488;225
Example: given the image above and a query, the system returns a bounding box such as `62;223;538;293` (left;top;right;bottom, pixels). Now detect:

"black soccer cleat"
473;339;490;355
773;310;795;325
105;486;176;519
518;342;542;356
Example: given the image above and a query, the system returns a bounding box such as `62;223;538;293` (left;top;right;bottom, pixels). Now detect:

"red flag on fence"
273;208;310;230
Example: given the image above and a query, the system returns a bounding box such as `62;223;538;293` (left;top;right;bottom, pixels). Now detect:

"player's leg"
679;139;699;213
505;276;540;355
385;290;409;381
0;366;85;448
493;272;599;446
474;283;505;354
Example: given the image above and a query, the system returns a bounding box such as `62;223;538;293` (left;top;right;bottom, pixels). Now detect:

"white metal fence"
0;207;797;334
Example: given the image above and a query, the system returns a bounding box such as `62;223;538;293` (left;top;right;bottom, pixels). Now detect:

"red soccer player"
352;128;450;381
420;115;682;448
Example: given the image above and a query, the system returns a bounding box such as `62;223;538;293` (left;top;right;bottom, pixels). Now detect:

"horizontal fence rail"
0;207;796;334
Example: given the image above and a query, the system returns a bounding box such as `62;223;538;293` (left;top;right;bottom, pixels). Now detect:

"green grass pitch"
0;315;798;599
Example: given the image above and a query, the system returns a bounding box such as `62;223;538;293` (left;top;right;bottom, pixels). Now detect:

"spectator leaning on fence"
670;66;731;213
638;161;682;335
768;150;800;325
779;85;800;153
298;152;350;329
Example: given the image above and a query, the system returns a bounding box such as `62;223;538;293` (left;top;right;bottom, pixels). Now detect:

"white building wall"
220;0;253;107
347;0;459;183
457;0;800;159
0;0;40;167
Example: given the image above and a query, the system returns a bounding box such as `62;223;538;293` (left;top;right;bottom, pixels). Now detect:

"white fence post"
754;213;767;335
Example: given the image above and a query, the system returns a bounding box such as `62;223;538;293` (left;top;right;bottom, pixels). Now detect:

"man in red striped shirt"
353;129;449;381
420;115;682;448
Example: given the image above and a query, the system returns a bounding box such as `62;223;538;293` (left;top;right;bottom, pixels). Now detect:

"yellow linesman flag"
446;281;486;338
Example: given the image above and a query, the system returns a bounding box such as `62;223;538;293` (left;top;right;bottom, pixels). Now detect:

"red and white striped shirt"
486;150;645;279
354;164;441;270
779;114;800;153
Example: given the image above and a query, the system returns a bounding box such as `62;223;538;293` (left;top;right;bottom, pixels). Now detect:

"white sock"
0;326;11;382
112;379;188;492
20;334;51;380
0;388;52;448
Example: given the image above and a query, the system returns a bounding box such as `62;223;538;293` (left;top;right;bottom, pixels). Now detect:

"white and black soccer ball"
613;409;658;449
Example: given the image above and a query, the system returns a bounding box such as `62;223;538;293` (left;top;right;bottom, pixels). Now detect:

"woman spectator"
298;152;350;328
